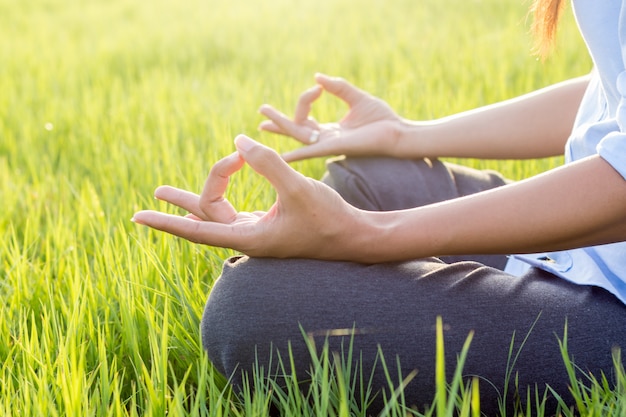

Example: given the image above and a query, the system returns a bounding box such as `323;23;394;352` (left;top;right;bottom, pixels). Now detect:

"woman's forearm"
349;155;626;263
133;135;625;264
394;75;590;160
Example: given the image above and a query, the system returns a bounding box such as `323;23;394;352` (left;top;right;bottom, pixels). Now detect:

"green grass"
0;0;620;415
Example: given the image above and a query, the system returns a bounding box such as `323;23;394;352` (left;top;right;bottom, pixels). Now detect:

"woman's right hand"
259;73;406;162
132;135;373;261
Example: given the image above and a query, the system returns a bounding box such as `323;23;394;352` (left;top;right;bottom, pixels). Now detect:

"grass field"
2;0;622;415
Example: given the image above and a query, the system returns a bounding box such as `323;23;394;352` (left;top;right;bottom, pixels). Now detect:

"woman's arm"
350;155;626;263
133;136;626;263
400;75;590;160
261;74;590;162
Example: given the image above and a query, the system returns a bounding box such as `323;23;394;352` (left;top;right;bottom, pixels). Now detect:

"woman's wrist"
393;119;440;159
340;209;427;263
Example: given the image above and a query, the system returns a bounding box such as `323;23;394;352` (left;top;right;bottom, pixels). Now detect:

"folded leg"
202;255;626;414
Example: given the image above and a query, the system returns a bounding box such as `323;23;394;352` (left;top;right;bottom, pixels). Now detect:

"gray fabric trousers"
201;157;626;415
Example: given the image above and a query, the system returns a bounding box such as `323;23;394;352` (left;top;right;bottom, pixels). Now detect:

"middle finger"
198;151;245;223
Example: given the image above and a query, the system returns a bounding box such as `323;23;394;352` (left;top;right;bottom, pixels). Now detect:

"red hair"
531;0;566;56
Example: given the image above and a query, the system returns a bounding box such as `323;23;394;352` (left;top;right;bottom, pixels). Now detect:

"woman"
133;0;626;413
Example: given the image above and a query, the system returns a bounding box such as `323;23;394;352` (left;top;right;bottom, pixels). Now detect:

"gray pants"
201;157;626;415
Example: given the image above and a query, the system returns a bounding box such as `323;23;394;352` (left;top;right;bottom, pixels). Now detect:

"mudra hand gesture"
132;135;366;260
259;73;404;162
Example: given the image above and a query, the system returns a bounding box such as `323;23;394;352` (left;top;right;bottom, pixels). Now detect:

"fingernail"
130;216;144;225
234;134;256;152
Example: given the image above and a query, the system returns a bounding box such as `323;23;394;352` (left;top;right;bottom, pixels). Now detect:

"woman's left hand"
259;73;405;162
132;135;366;259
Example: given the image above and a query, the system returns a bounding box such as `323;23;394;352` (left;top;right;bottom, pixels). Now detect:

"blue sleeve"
597;131;626;179
596;6;626;181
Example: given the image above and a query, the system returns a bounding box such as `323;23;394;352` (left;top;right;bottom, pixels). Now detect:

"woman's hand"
132;135;368;260
259;73;405;162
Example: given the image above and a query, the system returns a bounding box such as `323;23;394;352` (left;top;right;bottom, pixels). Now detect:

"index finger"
294;85;323;123
198;151;246;223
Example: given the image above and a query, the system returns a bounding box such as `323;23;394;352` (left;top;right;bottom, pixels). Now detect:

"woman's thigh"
201;256;626;414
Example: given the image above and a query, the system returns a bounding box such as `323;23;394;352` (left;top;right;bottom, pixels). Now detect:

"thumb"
314;73;365;107
234;134;308;194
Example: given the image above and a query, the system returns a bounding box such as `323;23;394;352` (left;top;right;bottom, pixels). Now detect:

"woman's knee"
200;256;278;380
322;156;510;212
200;256;338;383
322;156;447;210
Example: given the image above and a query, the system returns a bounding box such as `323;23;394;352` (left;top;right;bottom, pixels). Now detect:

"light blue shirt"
504;0;626;303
